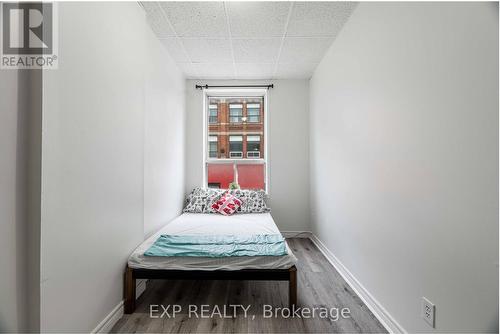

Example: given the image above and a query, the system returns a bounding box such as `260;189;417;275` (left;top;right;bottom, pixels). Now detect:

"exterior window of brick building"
246;104;260;123
246;135;261;158
229;135;243;158
208;135;218;158
208;104;218;124
229;104;243;123
206;95;266;190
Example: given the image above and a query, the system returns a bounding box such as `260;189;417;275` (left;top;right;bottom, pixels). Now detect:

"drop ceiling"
140;2;357;79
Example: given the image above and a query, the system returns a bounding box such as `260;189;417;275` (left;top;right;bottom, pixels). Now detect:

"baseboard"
309;234;406;334
91;301;124;334
92;279;148;333
281;231;312;238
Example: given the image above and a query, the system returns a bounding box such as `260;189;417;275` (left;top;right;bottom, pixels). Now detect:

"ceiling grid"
140;1;357;79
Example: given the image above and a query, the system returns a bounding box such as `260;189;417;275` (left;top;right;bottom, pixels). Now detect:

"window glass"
237;164;265;190
246;135;261;158
229;104;243;123
247;103;260;123
207;163;233;189
208;135;218;158
208;104;218;124
229;135;243;158
206;96;266;191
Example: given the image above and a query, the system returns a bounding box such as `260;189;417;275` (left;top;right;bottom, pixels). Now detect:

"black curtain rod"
195;84;273;90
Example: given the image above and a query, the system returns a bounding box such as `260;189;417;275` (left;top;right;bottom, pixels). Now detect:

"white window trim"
202;88;269;193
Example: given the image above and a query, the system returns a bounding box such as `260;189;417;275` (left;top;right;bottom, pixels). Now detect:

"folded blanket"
144;234;287;257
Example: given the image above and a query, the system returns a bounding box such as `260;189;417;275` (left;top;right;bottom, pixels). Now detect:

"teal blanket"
144;234;287;257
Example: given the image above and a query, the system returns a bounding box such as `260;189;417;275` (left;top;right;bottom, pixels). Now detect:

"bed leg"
289;266;297;308
124;265;136;314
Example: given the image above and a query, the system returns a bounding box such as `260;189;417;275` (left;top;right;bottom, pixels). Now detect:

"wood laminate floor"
111;238;387;333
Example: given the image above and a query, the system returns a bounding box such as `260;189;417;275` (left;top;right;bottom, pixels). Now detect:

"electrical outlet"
421;297;435;328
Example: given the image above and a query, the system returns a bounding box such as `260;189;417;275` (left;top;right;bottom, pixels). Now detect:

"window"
208;135;218;158
247;103;260;123
208;104;218;124
246;135;261;158
205;94;267;191
229;135;243;158
229;104;243;123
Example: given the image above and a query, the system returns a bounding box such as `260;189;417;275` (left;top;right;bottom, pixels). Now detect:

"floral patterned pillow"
227;189;270;213
183;187;270;214
183;188;225;213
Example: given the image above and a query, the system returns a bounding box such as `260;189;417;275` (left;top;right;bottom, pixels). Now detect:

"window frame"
229;103;243;123
246;135;261;158
208;135;218;158
202;88;269;193
246;103;261;123
208;104;218;124
229;135;243;158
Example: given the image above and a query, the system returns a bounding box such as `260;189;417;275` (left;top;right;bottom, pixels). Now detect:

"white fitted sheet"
128;213;297;271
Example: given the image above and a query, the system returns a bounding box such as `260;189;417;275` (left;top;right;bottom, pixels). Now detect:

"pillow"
227;189;271;213
183;188;225;213
183;187;270;214
211;192;242;216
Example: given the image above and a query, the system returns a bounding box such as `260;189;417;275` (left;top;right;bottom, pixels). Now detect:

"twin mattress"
128;213;297;271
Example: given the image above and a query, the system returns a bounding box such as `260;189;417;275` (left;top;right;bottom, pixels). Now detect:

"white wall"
185;80;310;232
0;69;24;333
143;24;186;237
0;70;42;332
41;2;185;331
310;2;498;332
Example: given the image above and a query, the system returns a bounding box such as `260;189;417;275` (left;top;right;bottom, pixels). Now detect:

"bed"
124;212;298;313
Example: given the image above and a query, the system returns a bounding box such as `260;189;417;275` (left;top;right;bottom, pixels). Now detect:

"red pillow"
211;192;242;216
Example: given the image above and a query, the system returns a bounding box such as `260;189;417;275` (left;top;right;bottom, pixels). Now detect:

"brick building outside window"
206;96;266;190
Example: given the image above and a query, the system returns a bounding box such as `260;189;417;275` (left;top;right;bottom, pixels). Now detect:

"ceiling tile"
192;63;235;79
140;2;154;11
235;63;275;79
159;2;229;37
232;39;281;63
181;38;232;63
159;38;190;62
286;2;357;37
227;2;291;38
275;62;318;79
141;2;355;80
177;63;198;78
141;2;176;38
279;37;333;63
